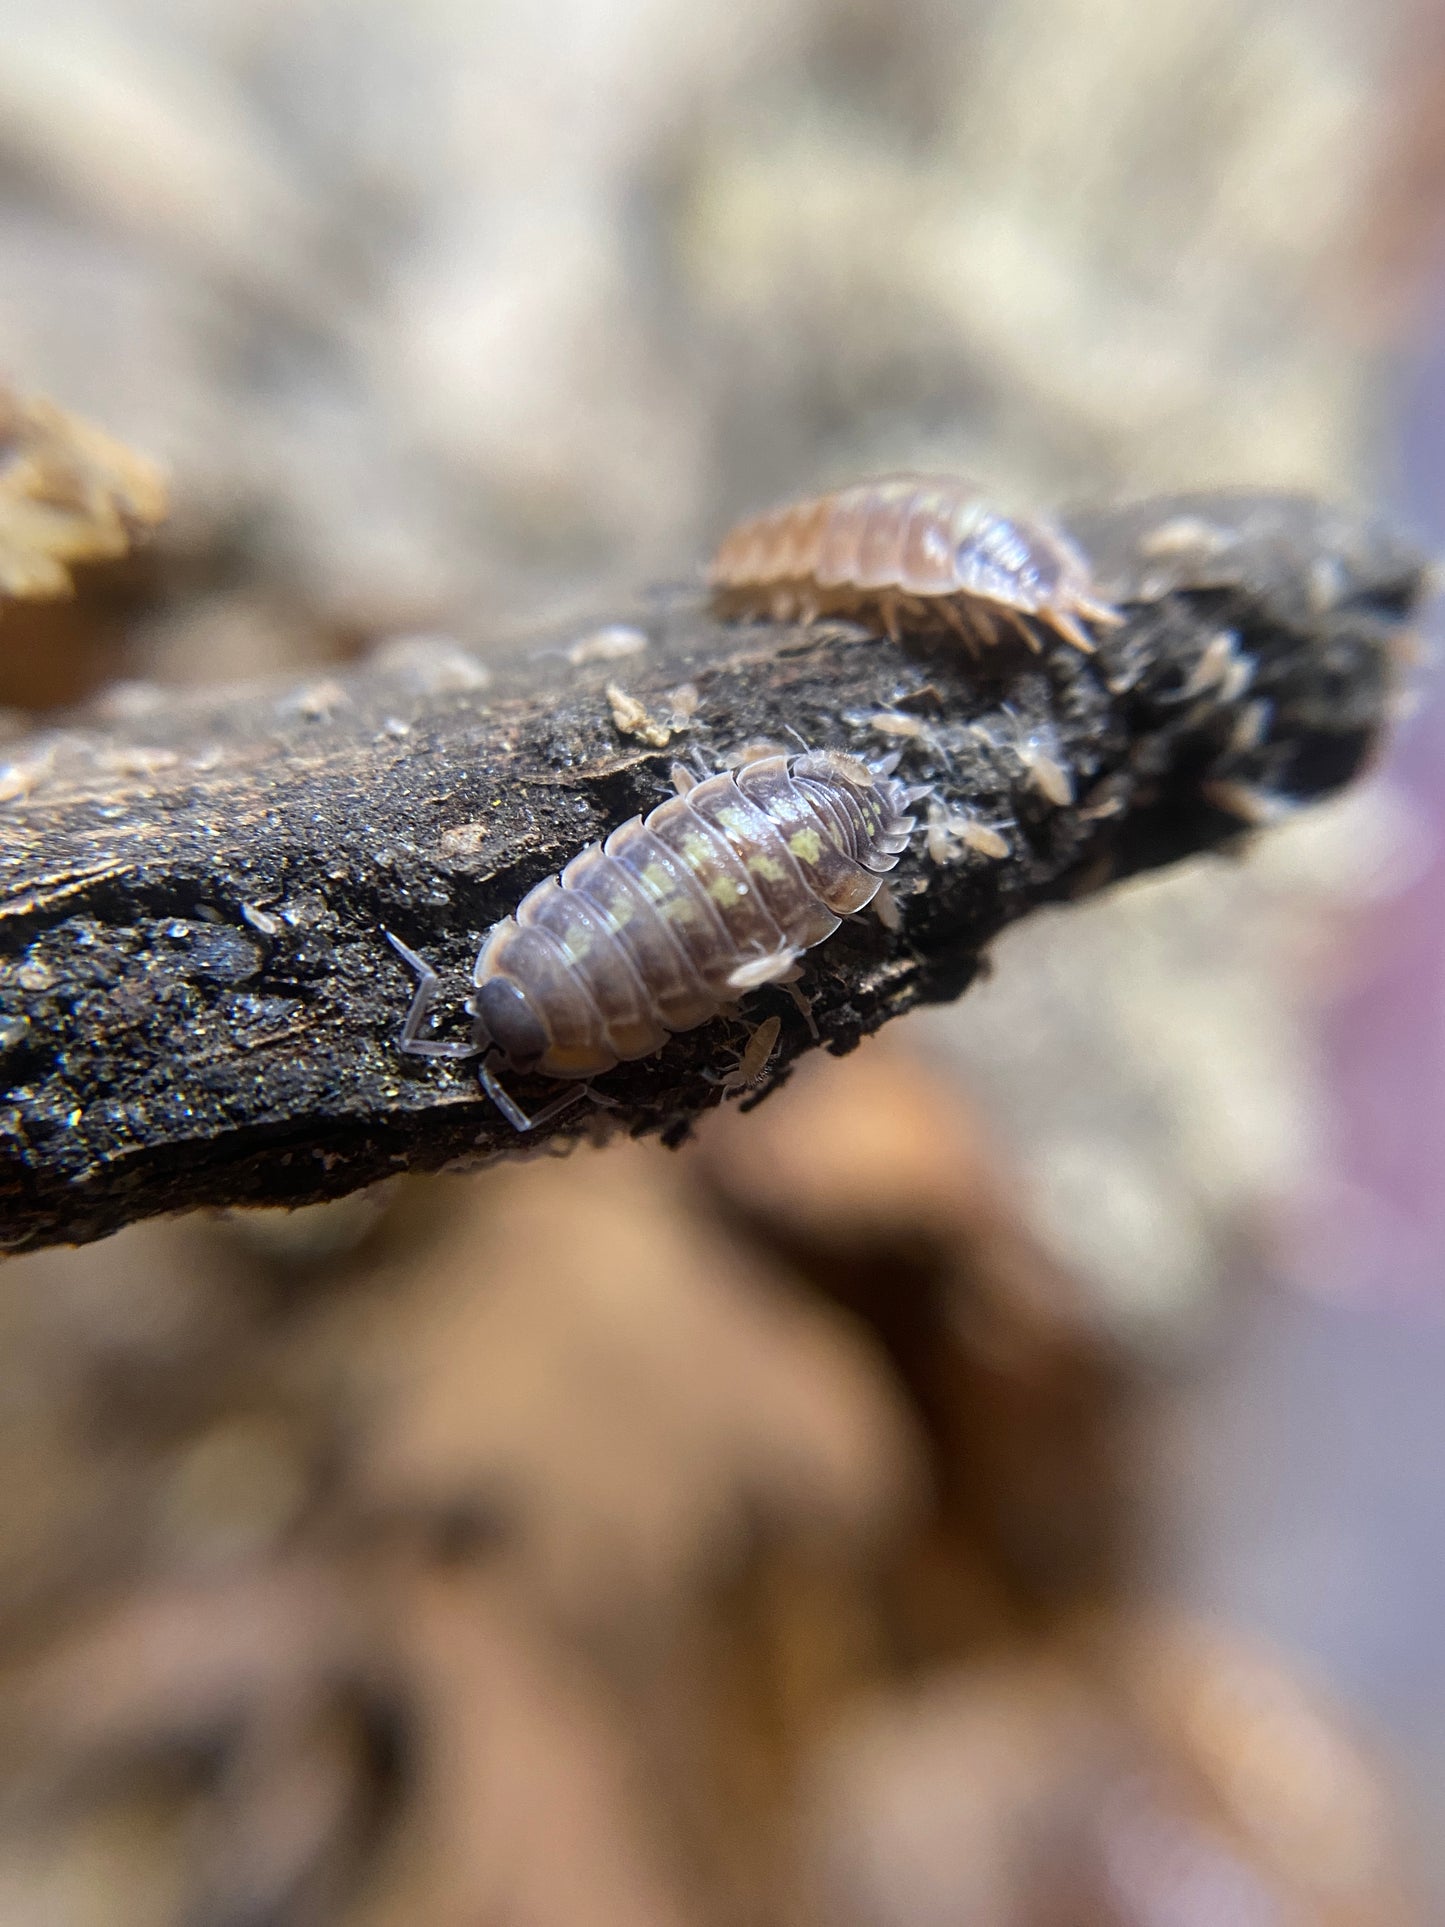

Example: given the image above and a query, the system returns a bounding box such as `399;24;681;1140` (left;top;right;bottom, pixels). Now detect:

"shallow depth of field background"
0;0;1442;1921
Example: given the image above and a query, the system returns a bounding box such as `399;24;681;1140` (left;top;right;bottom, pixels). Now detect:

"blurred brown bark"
0;492;1425;1254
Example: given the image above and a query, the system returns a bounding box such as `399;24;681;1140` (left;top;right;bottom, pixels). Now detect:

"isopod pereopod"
387;748;916;1129
708;474;1120;652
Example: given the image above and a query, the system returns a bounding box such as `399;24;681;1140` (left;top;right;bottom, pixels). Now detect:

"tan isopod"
708;473;1119;653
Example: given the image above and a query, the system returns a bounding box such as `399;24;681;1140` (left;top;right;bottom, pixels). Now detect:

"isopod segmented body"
709;473;1119;653
390;750;915;1111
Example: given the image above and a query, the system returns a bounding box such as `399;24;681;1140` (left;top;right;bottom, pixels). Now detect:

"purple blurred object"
1306;300;1445;1305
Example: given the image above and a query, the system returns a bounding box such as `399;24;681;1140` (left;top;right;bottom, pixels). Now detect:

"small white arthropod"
1183;630;1254;703
843;706;952;770
974;707;1075;808
1077;776;1128;822
706;1014;782;1092
708;473;1120;652
566;622;649;666
1183;631;1237;696
387;747;917;1131
924;798;1009;864
870;879;905;930
1021;740;1074;807
606;682;672;748
720;737;791;770
1138;515;1232;561
0;740;59;804
854;707;932;739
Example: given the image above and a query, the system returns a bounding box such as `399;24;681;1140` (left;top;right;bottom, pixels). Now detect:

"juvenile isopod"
925;800;1009;864
387;748;917;1130
705;1014;783;1093
972;705;1074;808
708;474;1119;653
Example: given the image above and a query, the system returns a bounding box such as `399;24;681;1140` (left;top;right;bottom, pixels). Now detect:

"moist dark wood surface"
0;492;1426;1254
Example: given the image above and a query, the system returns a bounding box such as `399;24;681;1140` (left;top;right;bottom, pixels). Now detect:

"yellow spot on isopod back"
747;852;786;882
788;827;822;864
709;875;746;906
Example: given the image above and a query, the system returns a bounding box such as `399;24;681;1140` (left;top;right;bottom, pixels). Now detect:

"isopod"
972;705;1075;808
705;1014;783;1093
387;748;916;1130
708;474;1119;652
925;800;1009;864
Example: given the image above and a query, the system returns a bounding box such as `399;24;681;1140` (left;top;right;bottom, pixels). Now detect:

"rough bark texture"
0;492;1426;1254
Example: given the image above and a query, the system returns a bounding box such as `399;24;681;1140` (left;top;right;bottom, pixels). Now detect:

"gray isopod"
387;748;916;1129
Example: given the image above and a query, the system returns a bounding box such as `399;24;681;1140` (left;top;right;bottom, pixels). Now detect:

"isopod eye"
474;978;549;1068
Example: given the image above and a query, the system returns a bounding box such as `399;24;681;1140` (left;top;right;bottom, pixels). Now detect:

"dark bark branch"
0;492;1426;1254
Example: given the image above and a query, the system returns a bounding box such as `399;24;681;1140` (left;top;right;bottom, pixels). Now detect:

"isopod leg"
662;748;713;798
939;598;983;655
1046;607;1096;653
478;1059;622;1133
1078;595;1124;628
385;929;483;1059
982;606;1016;651
783;977;819;1039
1013;612;1044;653
479;1060;587;1133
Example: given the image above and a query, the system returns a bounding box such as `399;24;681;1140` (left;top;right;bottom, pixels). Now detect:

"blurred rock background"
0;0;1442;1919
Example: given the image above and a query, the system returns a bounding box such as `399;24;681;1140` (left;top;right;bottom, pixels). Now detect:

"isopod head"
472;975;550;1068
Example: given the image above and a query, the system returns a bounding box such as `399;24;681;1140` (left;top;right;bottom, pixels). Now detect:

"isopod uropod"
387;748;916;1130
708;473;1119;653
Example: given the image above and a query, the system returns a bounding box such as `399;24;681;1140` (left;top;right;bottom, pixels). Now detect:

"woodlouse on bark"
708;473;1120;653
386;748;916;1130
